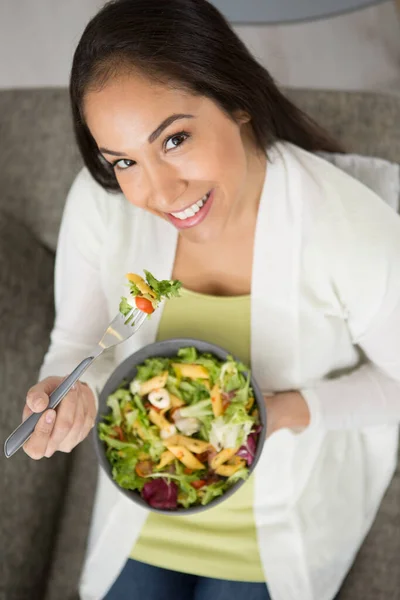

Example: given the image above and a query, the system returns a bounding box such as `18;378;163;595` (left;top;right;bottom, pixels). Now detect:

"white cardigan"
39;142;400;600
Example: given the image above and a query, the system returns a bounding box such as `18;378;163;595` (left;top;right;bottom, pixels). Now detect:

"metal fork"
4;307;147;458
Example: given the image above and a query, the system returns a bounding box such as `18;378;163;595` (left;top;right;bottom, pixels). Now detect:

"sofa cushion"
0;209;71;600
286;88;400;164
320;152;400;212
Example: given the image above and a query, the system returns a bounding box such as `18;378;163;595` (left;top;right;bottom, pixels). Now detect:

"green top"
130;287;265;582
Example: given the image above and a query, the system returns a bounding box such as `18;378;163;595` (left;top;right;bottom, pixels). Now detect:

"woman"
22;1;400;599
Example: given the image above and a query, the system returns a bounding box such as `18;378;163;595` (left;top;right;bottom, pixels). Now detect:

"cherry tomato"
135;460;154;477
135;297;155;314
183;468;193;475
191;479;207;490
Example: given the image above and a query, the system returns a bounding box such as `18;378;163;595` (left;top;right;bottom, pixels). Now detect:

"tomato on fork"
135;297;155;314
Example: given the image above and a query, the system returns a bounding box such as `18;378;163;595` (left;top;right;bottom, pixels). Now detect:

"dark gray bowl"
94;337;267;515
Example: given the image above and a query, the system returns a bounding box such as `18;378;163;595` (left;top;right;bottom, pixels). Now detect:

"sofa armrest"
0;209;71;600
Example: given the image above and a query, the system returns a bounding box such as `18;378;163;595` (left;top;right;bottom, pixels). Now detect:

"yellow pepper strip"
171;363;209;380
133;420;148;441
148;408;173;431
157;450;176;469
211;383;223;417
167;445;205;470
215;458;245;477
246;396;255;412
210;447;238;470
170;394;185;408
140;371;168;396
125;273;157;298
164;434;210;454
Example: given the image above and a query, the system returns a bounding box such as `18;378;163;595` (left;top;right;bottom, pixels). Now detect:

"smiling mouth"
169;192;211;221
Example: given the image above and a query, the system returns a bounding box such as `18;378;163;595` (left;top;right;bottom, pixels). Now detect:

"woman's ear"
233;109;251;125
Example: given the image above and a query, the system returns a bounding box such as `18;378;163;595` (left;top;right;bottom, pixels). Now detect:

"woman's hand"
22;376;97;459
264;391;310;438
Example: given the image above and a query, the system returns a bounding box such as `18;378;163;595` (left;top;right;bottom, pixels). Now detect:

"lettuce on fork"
119;270;182;324
98;347;261;510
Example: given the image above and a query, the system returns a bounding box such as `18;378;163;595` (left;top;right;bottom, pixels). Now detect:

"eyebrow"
99;113;194;157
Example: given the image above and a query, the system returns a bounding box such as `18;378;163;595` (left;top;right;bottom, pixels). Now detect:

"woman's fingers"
23;410;57;460
44;389;78;456
78;400;97;444
58;390;86;453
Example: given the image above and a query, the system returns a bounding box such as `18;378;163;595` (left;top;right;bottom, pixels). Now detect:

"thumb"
26;376;63;413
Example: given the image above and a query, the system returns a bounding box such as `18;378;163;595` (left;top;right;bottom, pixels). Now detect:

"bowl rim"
94;337;267;516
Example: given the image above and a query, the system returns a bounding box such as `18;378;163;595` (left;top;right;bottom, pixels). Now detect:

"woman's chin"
179;222;223;245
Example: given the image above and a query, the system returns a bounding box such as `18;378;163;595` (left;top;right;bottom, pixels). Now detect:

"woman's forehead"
84;75;214;146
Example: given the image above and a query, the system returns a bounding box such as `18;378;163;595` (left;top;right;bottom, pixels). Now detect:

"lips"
167;189;214;230
170;192;211;220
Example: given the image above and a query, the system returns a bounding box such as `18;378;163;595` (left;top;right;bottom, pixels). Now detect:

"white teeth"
171;193;209;220
184;207;196;218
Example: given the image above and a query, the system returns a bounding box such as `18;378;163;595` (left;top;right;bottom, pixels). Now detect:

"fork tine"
131;310;147;332
99;307;148;349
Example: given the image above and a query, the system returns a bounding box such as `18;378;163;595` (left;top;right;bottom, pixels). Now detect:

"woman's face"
84;72;260;244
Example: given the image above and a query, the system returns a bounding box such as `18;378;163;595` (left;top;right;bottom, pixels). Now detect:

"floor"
234;1;400;94
0;0;399;93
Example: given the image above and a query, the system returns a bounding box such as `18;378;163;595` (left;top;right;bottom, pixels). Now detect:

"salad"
119;270;182;324
98;347;261;510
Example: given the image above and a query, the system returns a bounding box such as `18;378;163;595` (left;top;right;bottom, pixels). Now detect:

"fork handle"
4;356;96;458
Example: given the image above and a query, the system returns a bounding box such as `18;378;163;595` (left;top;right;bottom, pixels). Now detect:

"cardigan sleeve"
301;175;400;430
38;169;117;408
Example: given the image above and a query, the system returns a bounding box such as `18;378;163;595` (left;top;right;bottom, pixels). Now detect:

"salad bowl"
94;338;267;515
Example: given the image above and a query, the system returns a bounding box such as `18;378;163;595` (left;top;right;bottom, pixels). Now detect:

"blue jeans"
103;558;271;600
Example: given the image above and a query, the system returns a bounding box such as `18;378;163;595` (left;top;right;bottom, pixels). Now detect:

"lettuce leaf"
119;296;133;317
144;270;182;301
111;447;145;491
210;404;254;450
98;433;138;450
106;395;123;427
134;357;170;381
199;481;226;506
179;398;213;420
125;409;139;430
231;373;251;404
198;415;214;442
178;480;198;508
179;379;210;404
177;347;197;362
226;467;249;486
165;377;183;399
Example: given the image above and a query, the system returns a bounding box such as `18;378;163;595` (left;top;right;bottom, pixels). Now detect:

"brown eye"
165;132;189;151
113;159;135;171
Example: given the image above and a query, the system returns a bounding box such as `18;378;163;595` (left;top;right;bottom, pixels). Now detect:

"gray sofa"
0;88;399;600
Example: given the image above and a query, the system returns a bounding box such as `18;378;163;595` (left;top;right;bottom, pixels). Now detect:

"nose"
144;161;187;212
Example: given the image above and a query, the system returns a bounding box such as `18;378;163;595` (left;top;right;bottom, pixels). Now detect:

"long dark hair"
70;0;342;192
